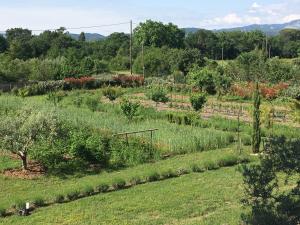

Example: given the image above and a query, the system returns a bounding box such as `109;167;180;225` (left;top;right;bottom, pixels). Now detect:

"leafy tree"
133;47;171;76
190;93;207;111
187;67;216;94
0;108;66;170
134;20;185;48
120;98;140;121
185;29;218;58
252;82;261;153
242;136;300;225
236;50;266;81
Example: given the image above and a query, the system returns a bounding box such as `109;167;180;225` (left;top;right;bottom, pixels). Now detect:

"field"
0;85;299;225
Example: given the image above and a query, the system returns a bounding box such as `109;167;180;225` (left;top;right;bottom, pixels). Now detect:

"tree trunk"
18;152;28;171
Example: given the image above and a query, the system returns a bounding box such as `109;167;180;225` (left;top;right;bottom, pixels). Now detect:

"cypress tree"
79;32;86;42
252;81;261;153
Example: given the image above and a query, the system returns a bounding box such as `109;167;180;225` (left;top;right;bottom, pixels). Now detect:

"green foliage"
82;186;94;197
66;191;80;201
32;197;46;207
0;207;6;217
46;91;65;106
146;86;169;104
190;93;207;111
54;194;65;204
14;200;26;210
129;176;142;186
85;96;100;112
242;136;300;225
283;84;300;100
112;178;126;190
120;98;140;120
96;183;109;193
0;108;68;170
134;20;185;48
146;171;160;182
102;87;123;101
252;82;261;153
188;67;216;94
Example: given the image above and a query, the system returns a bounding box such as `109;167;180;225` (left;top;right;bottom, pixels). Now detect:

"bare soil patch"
3;161;45;179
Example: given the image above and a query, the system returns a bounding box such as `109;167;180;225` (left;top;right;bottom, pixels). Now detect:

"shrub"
176;168;190;176
46;91;65;106
241;134;252;146
102;87;123;101
160;169;177;179
85;96;100;112
32;197;46;207
147;86;169;104
120;99;140;121
217;155;238;167
146;171;160;182
190;93;207;111
203;161;220;170
82;186;94;197
0;207;6;217
73;95;83;107
96;183;110;193
112;178;126;190
64;77;96;89
54;194;65;204
113;74;144;87
14;200;26;210
187;67;216;94
191;164;205;173
129;176;142;186
66;191;80;201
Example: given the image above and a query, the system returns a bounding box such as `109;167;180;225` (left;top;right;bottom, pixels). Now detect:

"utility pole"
130;20;133;75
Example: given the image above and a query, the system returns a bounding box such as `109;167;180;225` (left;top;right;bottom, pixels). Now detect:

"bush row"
0;154;250;217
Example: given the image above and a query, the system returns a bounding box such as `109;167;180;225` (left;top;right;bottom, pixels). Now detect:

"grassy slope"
1;167;246;225
0;148;249;210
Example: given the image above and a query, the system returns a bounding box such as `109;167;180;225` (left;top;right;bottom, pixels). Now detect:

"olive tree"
0;108;65;170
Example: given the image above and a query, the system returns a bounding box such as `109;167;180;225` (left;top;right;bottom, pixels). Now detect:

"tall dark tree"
252;81;261;153
0;35;7;53
79;32;86;42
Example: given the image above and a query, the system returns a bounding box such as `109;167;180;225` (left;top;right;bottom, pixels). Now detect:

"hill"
184;19;300;35
68;33;106;41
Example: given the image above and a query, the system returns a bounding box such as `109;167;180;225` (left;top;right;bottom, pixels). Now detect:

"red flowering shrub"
64;77;96;89
113;74;144;87
230;82;289;100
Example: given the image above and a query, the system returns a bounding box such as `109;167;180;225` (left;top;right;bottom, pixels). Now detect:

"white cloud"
200;13;261;28
282;14;300;23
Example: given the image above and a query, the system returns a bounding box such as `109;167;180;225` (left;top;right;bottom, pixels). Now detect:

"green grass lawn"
0;167;247;225
0;147;250;210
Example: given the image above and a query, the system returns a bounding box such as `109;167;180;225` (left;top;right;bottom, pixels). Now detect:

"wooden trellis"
113;129;158;148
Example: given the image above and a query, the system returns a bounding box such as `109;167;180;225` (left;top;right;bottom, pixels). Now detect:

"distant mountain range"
68;33;105;41
1;20;299;41
184;19;300;36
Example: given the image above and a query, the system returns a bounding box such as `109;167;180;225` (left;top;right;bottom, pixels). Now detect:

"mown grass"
0;147;251;210
0;167;247;225
0;155;20;172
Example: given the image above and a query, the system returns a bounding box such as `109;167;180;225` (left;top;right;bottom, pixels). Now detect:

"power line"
0;21;131;33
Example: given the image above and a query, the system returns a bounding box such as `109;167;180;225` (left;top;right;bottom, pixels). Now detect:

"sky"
0;0;300;35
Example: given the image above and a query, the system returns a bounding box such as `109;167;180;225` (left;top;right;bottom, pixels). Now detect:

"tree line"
0;20;299;82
